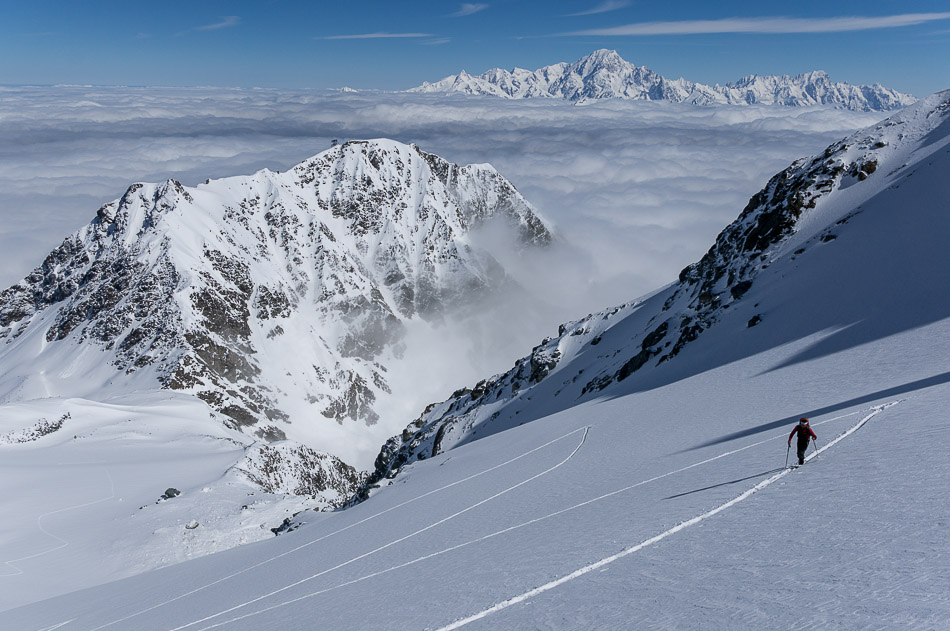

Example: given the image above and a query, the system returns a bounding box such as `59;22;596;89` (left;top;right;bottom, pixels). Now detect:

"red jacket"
789;423;817;445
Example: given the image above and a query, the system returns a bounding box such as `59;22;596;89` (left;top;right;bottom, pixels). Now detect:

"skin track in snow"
433;403;898;631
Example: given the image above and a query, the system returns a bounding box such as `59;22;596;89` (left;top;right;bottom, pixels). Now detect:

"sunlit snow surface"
0;91;947;629
2;332;947;628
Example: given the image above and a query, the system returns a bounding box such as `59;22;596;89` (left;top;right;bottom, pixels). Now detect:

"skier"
788;417;817;465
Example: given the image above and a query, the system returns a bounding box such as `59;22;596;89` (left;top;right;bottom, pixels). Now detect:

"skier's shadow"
663;467;785;500
677;370;950;454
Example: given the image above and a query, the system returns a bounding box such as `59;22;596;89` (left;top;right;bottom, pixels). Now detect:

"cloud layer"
0;87;881;458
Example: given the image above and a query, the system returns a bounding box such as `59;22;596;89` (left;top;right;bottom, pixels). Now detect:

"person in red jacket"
788;417;817;465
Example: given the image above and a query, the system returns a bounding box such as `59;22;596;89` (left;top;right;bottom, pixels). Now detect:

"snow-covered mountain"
4;88;947;630
363;88;950;492
2;86;949;629
0;139;551;463
411;49;916;111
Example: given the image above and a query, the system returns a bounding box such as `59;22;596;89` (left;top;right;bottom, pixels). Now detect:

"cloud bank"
0;86;881;463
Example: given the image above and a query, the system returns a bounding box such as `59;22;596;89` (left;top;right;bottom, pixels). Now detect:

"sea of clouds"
0;87;882;297
0;86;885;461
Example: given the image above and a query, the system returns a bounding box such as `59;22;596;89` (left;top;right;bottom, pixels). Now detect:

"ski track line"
433;402;900;631
2;466;115;578
162;427;591;631
179;408;872;630
82;426;591;631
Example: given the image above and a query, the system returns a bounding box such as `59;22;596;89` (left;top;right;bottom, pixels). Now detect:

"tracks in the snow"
2;465;115;578
78;401;897;631
433;401;899;630
83;426;591;631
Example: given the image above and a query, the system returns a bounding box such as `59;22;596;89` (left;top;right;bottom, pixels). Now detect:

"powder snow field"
1;319;946;629
1;95;948;630
0;394;322;611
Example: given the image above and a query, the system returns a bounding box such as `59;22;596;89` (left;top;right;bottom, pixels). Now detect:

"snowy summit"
0;139;551;467
411;49;917;111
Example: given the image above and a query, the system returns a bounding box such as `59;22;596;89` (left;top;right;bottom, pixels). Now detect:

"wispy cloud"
196;16;241;32
566;1;631;17
450;3;489;18
566;12;950;36
319;32;434;40
423;38;452;46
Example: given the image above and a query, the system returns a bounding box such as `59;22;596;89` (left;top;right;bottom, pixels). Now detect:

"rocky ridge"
232;442;365;509
357;90;950;499
411;49;916;111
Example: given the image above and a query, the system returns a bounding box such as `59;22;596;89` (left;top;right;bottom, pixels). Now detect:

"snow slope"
411;49;916;111
2;93;947;629
0;394;334;611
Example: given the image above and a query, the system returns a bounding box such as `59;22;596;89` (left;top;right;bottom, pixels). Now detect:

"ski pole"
811;438;818;460
785;443;790;468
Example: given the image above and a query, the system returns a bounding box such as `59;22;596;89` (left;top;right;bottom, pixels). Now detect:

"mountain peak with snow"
0;139;552;467
410;50;916;111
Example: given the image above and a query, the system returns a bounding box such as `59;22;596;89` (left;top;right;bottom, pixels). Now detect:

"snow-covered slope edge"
411;49;916;111
360;89;950;497
0;139;551;468
0;394;361;610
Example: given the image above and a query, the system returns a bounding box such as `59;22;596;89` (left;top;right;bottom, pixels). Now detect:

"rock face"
411;49;916;111
0;139;551;457
232;441;364;509
358;90;950;498
0;414;70;445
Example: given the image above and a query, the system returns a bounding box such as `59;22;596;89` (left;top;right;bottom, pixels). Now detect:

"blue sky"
1;1;949;96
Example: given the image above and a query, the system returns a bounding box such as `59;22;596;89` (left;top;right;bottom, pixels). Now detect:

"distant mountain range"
410;49;916;111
